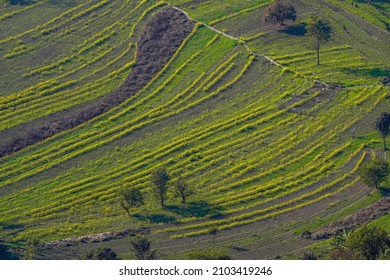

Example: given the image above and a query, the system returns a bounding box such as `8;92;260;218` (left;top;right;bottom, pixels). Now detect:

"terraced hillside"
0;0;389;259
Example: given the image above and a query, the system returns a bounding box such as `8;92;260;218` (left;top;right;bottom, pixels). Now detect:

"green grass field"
0;0;389;259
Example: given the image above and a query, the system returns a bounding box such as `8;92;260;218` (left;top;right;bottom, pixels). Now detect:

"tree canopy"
263;0;297;26
118;188;145;216
174;177;193;204
186;248;232;260
151;167;170;206
376;112;390;150
359;157;389;189
130;237;157;260
345;226;390;260
305;16;333;65
329;226;390;259
23;239;41;260
80;247;120;260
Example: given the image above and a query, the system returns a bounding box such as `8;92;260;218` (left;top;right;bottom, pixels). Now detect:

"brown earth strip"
307;197;390;240
43;227;150;249
0;7;195;158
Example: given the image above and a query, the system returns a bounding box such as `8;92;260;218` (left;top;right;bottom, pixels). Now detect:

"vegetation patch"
308;197;390;240
0;6;194;157
43;227;150;249
0;0;389;260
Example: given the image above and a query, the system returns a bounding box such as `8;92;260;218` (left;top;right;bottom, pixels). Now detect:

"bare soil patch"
0;7;195;157
43;227;150;249
307;197;390;240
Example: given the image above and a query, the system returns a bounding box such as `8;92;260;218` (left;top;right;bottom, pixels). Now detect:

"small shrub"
302;250;317;260
186;248;232;260
130;237;157;260
80;247;120;260
301;230;312;239
359;157;389;189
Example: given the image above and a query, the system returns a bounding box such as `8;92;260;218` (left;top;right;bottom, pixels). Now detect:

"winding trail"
172;6;330;86
172;6;283;67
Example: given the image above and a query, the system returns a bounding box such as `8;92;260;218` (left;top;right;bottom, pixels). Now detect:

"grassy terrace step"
0;52;274;212
0;48;252;219
0;77;386;232
0;1;109;51
1;66;386;242
171;0;270;24
0;0;389;258
0;27;232;183
0;1;153;97
206;0;390;87
0;0;49;28
0;2;133;93
324;0;389;31
164;153;366;238
0;1;160;131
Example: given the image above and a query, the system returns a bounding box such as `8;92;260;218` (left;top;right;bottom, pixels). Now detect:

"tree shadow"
0;242;20;260
132;201;226;224
230;246;248;252
132;213;177;224
341;68;390;78
9;0;35;5
165;201;226;219
378;187;390;197
0;222;25;231
278;23;307;37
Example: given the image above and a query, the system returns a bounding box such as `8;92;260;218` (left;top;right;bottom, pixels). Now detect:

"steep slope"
0;5;194;156
0;0;389;259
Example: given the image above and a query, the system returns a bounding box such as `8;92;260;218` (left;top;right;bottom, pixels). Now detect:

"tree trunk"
383;136;387;151
317;48;320;65
181;195;186;204
120;200;131;217
125;208;131;217
160;196;164;207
